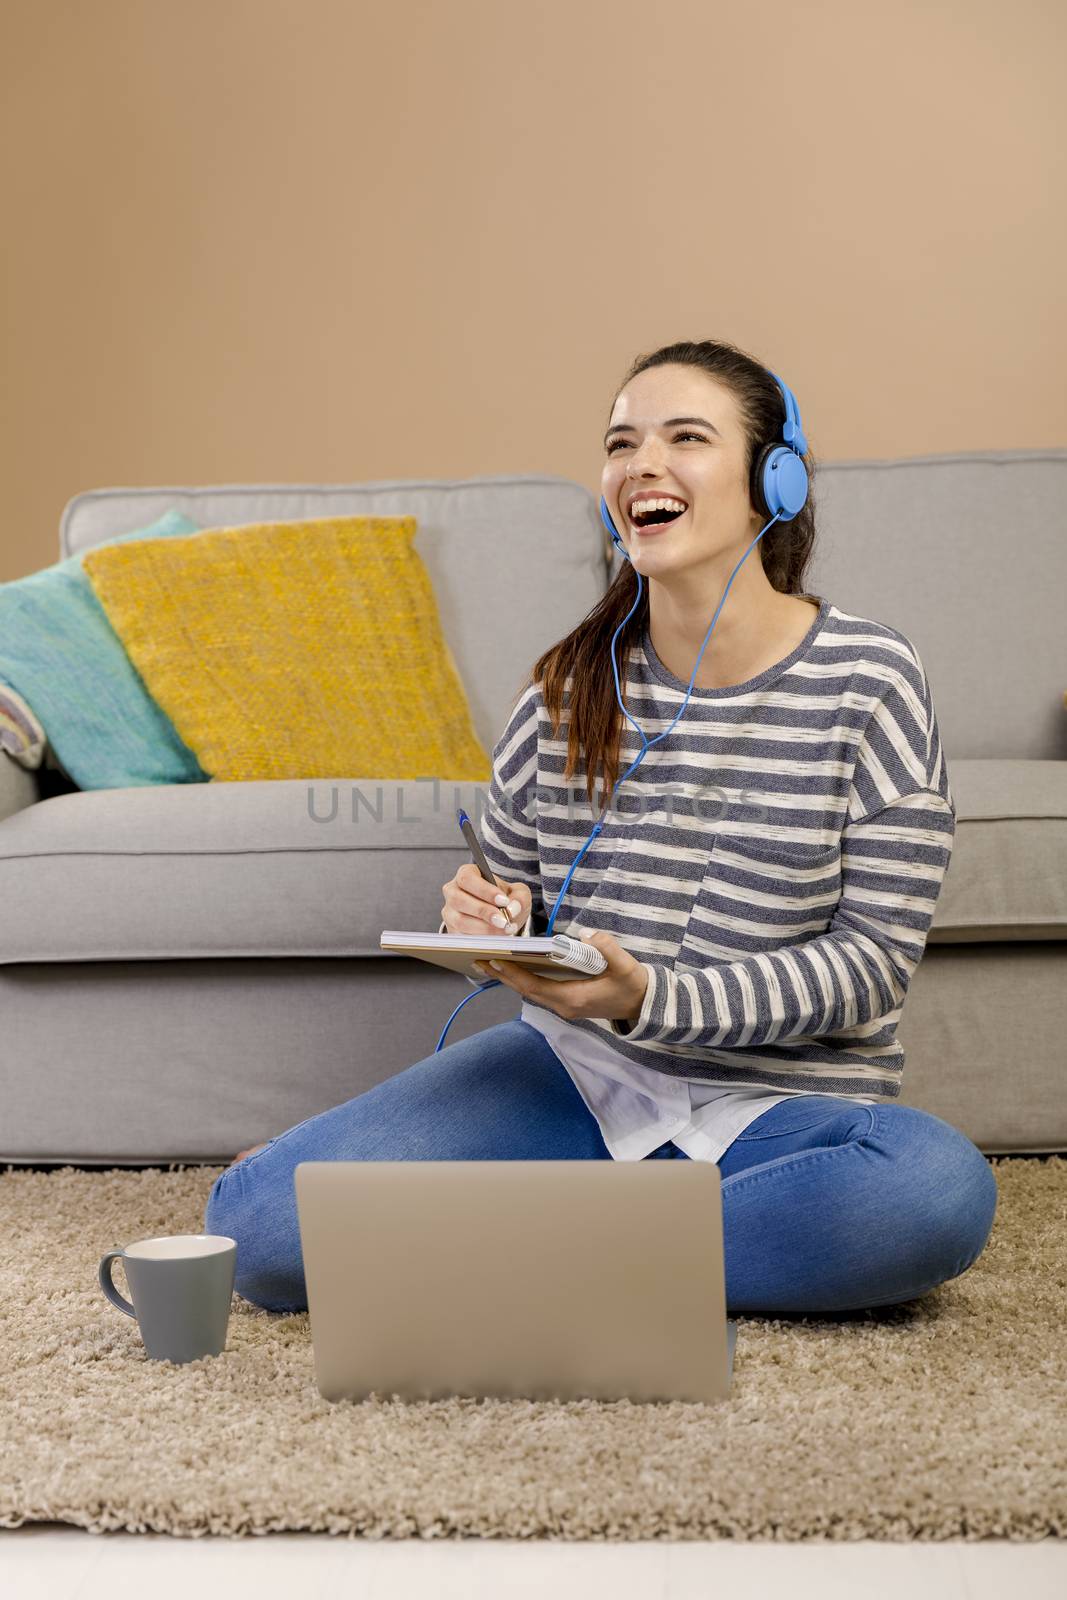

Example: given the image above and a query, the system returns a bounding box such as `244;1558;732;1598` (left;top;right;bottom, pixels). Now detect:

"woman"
207;338;997;1317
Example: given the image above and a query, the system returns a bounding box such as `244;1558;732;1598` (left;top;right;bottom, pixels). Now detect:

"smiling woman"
206;336;988;1329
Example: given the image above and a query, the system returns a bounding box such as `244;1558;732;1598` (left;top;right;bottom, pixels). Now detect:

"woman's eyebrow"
603;415;721;444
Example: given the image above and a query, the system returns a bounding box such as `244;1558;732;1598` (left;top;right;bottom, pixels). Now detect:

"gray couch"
2;455;1064;1164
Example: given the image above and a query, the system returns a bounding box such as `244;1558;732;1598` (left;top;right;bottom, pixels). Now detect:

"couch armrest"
0;750;40;822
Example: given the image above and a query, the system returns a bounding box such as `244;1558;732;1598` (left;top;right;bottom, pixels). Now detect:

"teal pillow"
0;510;210;790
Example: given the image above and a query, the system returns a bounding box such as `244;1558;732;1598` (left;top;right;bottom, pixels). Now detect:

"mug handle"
98;1250;136;1318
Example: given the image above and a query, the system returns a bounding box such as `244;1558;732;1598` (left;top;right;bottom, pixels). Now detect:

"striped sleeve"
610;787;955;1047
610;640;957;1049
845;636;954;823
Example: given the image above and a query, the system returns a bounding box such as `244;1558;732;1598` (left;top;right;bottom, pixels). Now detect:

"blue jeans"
204;1018;998;1319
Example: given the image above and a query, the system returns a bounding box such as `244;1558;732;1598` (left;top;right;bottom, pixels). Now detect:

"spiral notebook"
379;931;608;983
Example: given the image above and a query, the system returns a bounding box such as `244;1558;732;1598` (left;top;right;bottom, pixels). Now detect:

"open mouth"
627;503;688;535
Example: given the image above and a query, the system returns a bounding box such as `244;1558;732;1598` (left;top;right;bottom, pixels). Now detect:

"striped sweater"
476;595;956;1101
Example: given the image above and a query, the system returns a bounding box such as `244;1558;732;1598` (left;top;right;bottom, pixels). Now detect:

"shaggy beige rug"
0;1159;1064;1542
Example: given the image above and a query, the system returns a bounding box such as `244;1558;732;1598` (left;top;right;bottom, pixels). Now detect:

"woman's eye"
605;431;708;455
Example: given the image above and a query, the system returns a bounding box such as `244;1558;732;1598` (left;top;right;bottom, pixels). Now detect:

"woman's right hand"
441;862;532;936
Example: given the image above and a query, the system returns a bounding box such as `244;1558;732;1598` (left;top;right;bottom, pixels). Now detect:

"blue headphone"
434;369;810;1053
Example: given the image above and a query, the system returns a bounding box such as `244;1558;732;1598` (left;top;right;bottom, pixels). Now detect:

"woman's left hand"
474;930;648;1025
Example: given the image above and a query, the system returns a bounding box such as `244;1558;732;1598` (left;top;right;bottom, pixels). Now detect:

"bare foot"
231;1142;269;1167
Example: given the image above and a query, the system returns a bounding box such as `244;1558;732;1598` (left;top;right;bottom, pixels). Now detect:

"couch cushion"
83;515;491;783
0;777;497;963
928;758;1067;941
767;450;1067;760
0;683;46;769
0;757;1061;964
0;510;208;791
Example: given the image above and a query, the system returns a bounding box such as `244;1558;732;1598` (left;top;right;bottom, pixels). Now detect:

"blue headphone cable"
433;370;810;1054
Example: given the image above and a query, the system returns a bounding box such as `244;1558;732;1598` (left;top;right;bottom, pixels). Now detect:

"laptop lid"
294;1160;736;1404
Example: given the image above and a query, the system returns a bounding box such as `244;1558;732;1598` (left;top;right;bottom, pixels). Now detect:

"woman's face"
601;364;757;571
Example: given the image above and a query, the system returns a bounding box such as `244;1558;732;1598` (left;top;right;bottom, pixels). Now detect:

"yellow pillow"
82;515;491;782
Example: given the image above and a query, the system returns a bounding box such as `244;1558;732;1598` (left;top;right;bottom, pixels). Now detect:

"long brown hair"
523;338;820;814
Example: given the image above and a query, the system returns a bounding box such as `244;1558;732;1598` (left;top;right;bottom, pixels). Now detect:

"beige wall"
1;0;1063;582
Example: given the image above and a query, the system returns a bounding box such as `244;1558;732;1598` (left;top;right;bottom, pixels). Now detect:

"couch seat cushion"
930;758;1067;940
0;758;1062;964
0;778;491;963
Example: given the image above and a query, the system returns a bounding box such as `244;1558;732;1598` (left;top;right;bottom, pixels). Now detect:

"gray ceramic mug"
98;1234;237;1363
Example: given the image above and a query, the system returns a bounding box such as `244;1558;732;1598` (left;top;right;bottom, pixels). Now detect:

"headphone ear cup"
755;445;809;523
750;442;775;521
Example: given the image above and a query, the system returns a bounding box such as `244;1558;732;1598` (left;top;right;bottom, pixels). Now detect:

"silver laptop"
294;1159;737;1404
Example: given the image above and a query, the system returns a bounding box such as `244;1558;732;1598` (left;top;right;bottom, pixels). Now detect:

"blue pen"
456;808;515;923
